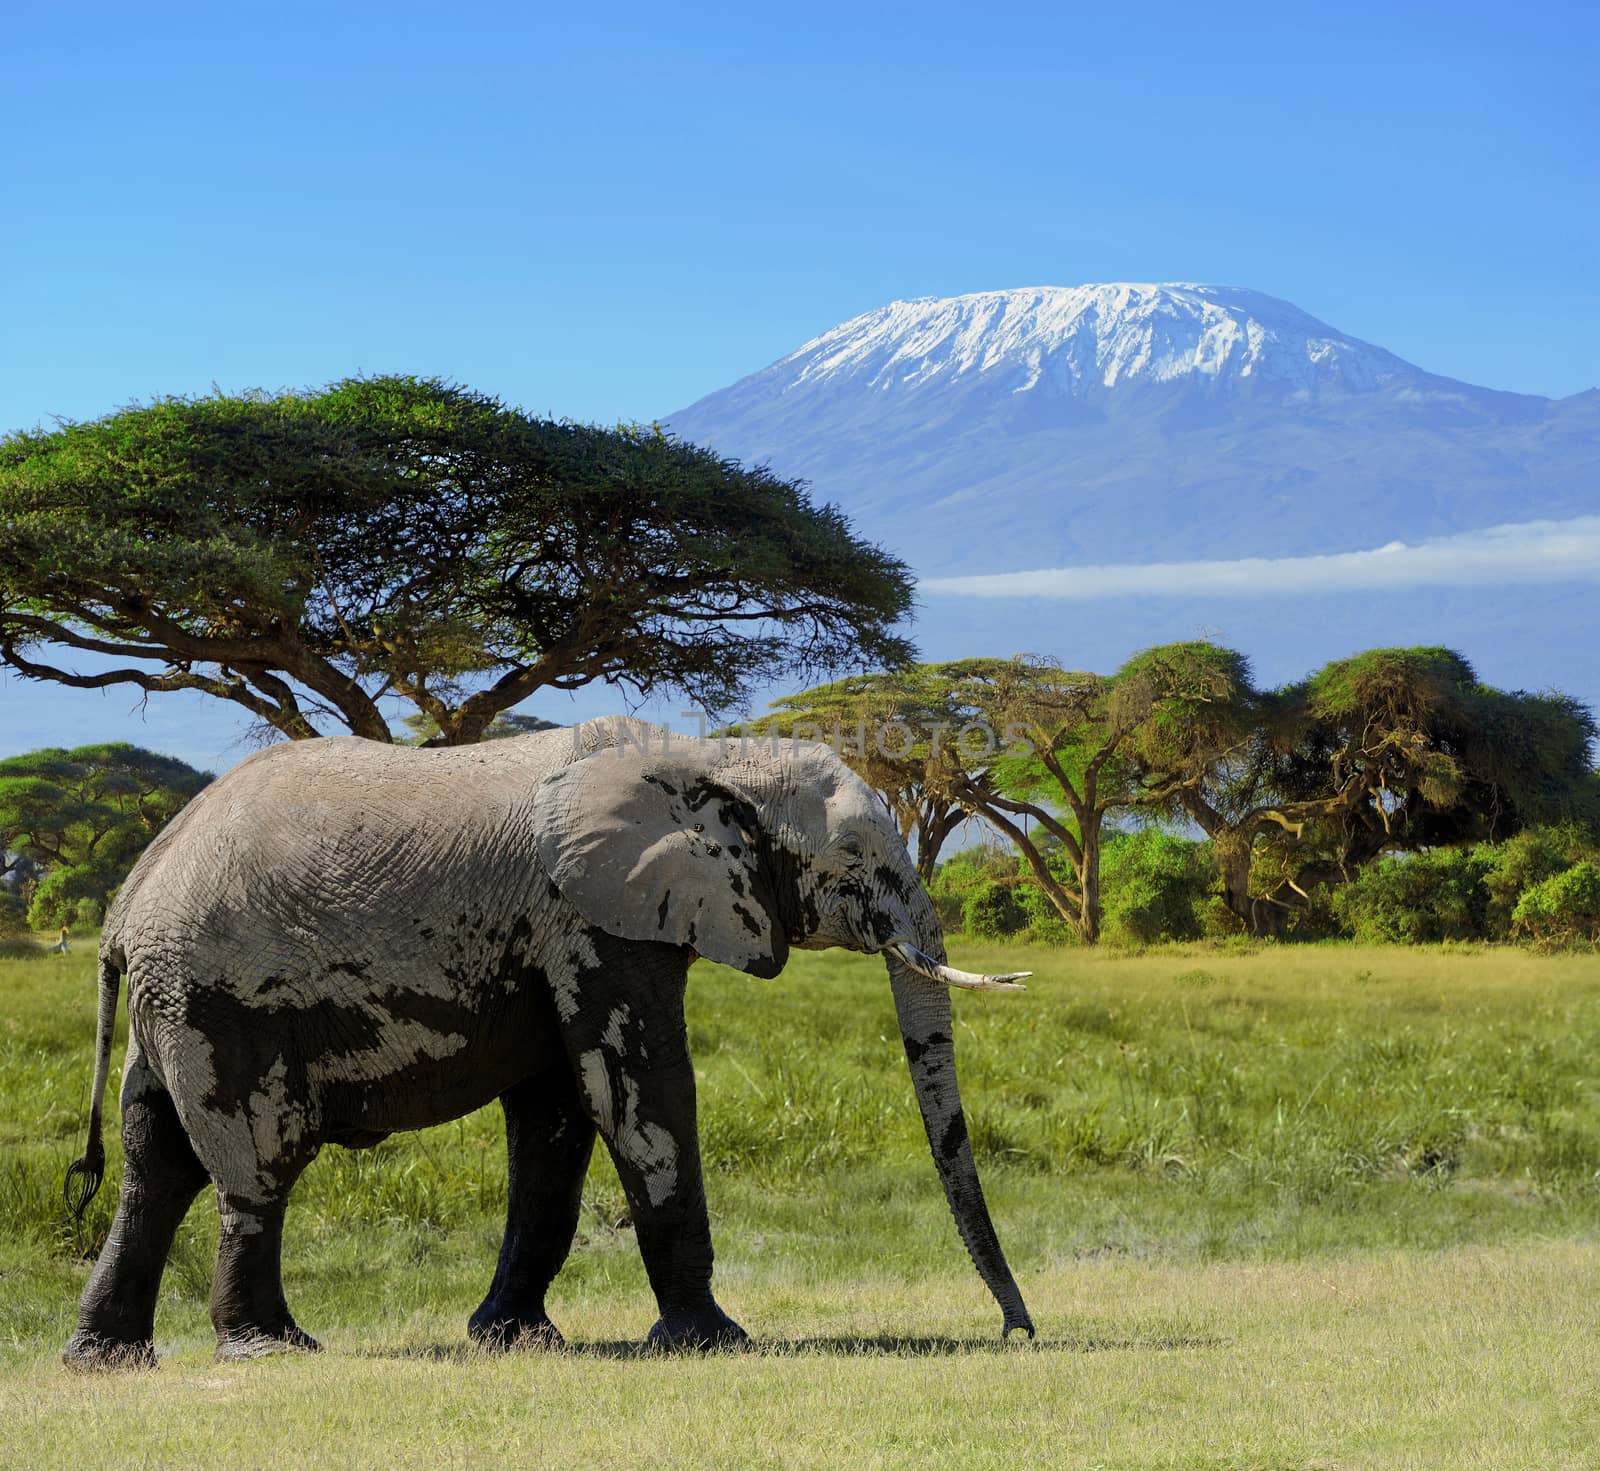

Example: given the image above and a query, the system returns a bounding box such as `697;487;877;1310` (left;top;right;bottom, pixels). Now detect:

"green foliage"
926;846;1016;933
1479;824;1594;938
1287;647;1598;846
0;745;210;927
1161;645;1599;937
931;830;1225;947
1098;830;1215;946
928;817;1600;950
0;378;914;743
1112;642;1259;787
1010;854;1081;944
880;645;1259;943
1332;849;1491;944
961;880;1027;940
1316;827;1600;949
1513;862;1600;948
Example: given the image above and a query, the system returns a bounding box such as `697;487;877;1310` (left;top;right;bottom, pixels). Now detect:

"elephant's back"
104;731;576;969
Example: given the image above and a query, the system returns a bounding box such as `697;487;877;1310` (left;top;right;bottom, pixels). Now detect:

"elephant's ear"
532;750;789;979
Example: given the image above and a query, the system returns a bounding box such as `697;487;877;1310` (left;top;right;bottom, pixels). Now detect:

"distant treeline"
930;825;1600;950
752;643;1600;949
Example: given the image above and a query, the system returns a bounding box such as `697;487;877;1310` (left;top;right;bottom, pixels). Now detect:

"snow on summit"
781;283;1414;396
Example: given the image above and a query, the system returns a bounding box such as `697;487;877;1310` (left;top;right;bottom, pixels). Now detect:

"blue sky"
5;0;1597;434
2;0;1597;767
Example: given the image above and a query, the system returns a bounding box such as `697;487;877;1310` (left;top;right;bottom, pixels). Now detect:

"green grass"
3;938;1600;1466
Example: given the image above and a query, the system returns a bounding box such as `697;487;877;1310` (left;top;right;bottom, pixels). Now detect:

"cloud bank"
920;516;1600;601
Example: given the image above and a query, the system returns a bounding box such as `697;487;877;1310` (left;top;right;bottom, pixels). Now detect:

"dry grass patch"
4;1245;1598;1470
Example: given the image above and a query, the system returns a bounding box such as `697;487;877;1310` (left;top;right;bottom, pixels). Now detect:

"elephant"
61;716;1033;1368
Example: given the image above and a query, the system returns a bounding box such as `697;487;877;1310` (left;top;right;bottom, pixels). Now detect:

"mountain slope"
666;284;1598;575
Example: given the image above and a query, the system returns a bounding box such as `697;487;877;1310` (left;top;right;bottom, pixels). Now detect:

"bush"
1512;862;1600;949
1478;825;1597;939
961;879;1028;940
932;829;1224;946
1332;848;1490;944
24;866;80;929
0;891;26;940
928;845;1017;933
1099;830;1213;946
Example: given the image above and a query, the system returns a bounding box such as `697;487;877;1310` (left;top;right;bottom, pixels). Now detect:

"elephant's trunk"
886;943;1034;1340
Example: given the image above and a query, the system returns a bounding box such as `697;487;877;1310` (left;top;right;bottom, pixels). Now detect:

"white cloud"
920;516;1600;601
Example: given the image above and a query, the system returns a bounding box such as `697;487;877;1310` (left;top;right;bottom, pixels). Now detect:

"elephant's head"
533;719;1035;1338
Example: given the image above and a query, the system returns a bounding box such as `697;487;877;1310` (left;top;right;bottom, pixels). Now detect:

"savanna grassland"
3;938;1600;1468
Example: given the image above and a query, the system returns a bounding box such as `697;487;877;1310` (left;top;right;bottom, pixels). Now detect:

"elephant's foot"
646;1301;750;1352
62;1330;158;1372
213;1320;321;1362
468;1307;565;1352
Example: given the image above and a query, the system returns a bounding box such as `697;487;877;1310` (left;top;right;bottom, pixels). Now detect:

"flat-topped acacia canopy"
0;376;915;744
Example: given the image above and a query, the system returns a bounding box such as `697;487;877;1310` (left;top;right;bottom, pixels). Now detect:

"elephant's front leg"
563;940;747;1350
469;1065;596;1349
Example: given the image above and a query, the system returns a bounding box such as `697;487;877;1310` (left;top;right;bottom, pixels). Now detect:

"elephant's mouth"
883;940;1030;993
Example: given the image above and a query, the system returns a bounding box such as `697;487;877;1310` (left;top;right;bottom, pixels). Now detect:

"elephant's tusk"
889;942;1030;992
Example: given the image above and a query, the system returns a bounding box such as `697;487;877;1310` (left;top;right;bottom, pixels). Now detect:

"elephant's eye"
833;833;866;866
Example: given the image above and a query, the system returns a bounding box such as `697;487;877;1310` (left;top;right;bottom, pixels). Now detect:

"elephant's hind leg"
64;1045;209;1370
210;1178;320;1361
469;1063;597;1350
171;1044;322;1361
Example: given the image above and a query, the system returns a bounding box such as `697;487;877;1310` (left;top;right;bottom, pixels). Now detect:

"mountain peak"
665;281;1583;576
777;282;1415;397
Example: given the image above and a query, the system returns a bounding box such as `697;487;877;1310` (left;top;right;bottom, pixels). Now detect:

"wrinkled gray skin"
62;717;1033;1368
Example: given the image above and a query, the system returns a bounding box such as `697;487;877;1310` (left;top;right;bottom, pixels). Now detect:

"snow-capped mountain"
772;283;1413;398
666;283;1597;575
663;283;1598;718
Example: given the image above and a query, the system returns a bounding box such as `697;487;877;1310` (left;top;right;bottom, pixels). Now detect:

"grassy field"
3;938;1599;1467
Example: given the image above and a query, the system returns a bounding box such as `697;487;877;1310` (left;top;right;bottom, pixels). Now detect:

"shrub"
1007;841;1080;944
1512;862;1600;949
1478;825;1597;939
1332;848;1491;944
0;891;25;940
928;845;1017;933
1099;830;1214;945
961;879;1028;940
25;865;90;929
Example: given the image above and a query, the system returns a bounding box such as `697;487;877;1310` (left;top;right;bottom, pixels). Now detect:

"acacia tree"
901;644;1252;944
0;377;914;745
1179;648;1599;935
940;643;1254;941
0;744;211;925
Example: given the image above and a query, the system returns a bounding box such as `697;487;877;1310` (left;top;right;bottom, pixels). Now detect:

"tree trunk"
1211;834;1259;934
1078;816;1103;945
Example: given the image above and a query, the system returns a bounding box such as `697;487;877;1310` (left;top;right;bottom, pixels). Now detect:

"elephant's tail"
64;954;121;1222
